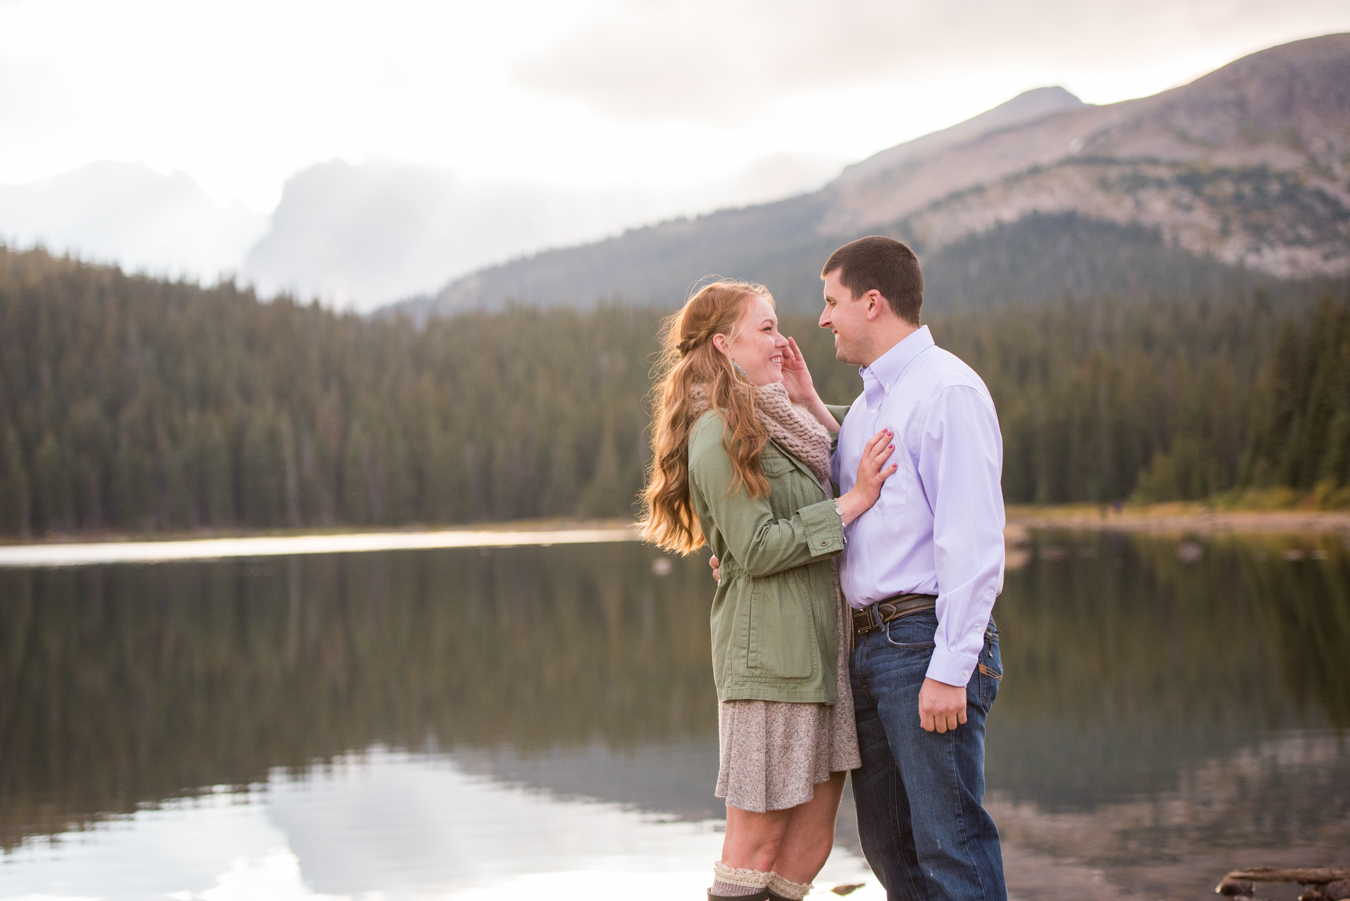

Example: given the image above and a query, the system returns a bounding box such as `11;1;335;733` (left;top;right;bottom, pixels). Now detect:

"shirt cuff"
926;646;979;687
798;498;845;557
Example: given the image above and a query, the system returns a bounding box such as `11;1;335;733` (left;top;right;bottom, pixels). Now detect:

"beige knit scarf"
688;381;834;497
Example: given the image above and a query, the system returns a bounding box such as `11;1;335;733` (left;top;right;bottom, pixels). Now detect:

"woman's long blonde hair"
639;281;774;554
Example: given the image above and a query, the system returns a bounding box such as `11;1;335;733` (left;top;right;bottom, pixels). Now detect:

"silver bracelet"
834;498;847;544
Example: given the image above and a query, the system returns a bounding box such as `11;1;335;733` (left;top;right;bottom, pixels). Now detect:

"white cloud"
3;0;1348;215
516;0;1350;120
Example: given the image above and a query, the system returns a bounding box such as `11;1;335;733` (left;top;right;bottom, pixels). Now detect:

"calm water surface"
0;531;1347;900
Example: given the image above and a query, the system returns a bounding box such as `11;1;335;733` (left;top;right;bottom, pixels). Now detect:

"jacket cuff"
926;646;979;687
799;498;845;557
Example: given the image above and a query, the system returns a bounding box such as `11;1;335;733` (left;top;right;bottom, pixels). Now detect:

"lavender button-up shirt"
832;325;1005;688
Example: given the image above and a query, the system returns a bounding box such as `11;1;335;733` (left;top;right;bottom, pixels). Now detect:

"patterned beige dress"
711;382;861;813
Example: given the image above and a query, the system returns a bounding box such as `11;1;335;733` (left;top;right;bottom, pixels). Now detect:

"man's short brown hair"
821;236;923;325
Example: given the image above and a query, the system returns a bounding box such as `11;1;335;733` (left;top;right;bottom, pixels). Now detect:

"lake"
0;529;1347;900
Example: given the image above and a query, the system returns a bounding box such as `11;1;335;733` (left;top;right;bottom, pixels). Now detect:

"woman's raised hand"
780;337;816;405
837;429;897;526
781;336;843;434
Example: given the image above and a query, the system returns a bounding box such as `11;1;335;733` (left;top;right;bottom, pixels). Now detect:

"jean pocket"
881;619;935;650
977;638;1003;706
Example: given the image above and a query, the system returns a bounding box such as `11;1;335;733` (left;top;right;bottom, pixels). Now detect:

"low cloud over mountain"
2;153;841;311
239;155;841;309
0;162;266;280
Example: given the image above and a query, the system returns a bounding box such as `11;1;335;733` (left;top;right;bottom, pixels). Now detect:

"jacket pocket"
746;572;817;680
759;450;795;478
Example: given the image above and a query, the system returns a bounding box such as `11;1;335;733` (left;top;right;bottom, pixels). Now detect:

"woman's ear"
711;332;731;356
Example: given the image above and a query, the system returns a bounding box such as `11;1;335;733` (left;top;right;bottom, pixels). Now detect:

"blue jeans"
850;610;1005;901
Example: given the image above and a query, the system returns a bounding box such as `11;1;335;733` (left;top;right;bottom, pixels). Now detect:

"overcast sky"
3;0;1348;216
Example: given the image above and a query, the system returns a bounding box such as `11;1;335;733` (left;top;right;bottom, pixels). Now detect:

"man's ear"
864;290;885;321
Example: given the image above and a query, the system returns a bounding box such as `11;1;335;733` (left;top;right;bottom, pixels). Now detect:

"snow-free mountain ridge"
400;33;1350;318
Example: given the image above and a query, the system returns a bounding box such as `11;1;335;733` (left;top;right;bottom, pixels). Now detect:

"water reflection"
0;750;808;901
991;531;1350;809
0;533;1347;900
0;543;717;852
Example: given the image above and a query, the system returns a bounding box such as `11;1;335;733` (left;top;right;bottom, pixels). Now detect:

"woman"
640;281;895;901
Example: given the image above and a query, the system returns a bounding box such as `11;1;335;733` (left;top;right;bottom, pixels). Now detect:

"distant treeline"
0;245;1347;536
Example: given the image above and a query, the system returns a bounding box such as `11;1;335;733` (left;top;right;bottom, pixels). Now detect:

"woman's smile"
725;295;789;386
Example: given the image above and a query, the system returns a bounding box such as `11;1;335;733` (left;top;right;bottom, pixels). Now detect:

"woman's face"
717;295;788;387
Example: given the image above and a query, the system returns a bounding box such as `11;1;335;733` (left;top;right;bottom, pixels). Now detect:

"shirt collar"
859;325;934;394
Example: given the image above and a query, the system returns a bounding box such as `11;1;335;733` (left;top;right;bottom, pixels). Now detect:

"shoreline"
2;506;1349;561
0;520;642;568
0;517;638;548
1005;503;1350;538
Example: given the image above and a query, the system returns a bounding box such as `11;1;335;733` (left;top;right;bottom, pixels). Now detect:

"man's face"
819;268;869;366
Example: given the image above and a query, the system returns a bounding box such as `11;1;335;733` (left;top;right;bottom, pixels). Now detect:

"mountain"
0;162;266;280
398;33;1350;318
832;85;1085;189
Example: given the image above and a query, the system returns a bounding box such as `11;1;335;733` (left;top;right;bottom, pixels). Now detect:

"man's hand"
709;554;720;581
918;677;967;733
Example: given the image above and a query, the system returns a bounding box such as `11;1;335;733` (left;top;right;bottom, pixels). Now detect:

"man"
821;236;1006;901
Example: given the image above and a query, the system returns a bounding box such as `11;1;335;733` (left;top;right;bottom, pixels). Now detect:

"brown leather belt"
852;593;938;637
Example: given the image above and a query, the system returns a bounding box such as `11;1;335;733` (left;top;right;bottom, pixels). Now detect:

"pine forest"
1;245;1347;538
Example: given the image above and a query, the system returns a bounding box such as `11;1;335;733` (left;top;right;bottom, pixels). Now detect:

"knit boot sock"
710;861;773;899
766;871;813;900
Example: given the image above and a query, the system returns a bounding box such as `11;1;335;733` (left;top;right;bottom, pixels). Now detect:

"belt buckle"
853;604;874;635
865;602;883;634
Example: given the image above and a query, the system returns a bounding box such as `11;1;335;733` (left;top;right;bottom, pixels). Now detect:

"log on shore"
1217;868;1350;900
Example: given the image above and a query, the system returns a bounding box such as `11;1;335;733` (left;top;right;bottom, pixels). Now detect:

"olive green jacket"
687;410;847;703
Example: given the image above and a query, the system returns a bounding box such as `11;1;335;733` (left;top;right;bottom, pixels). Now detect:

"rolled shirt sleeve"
917;385;1006;687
